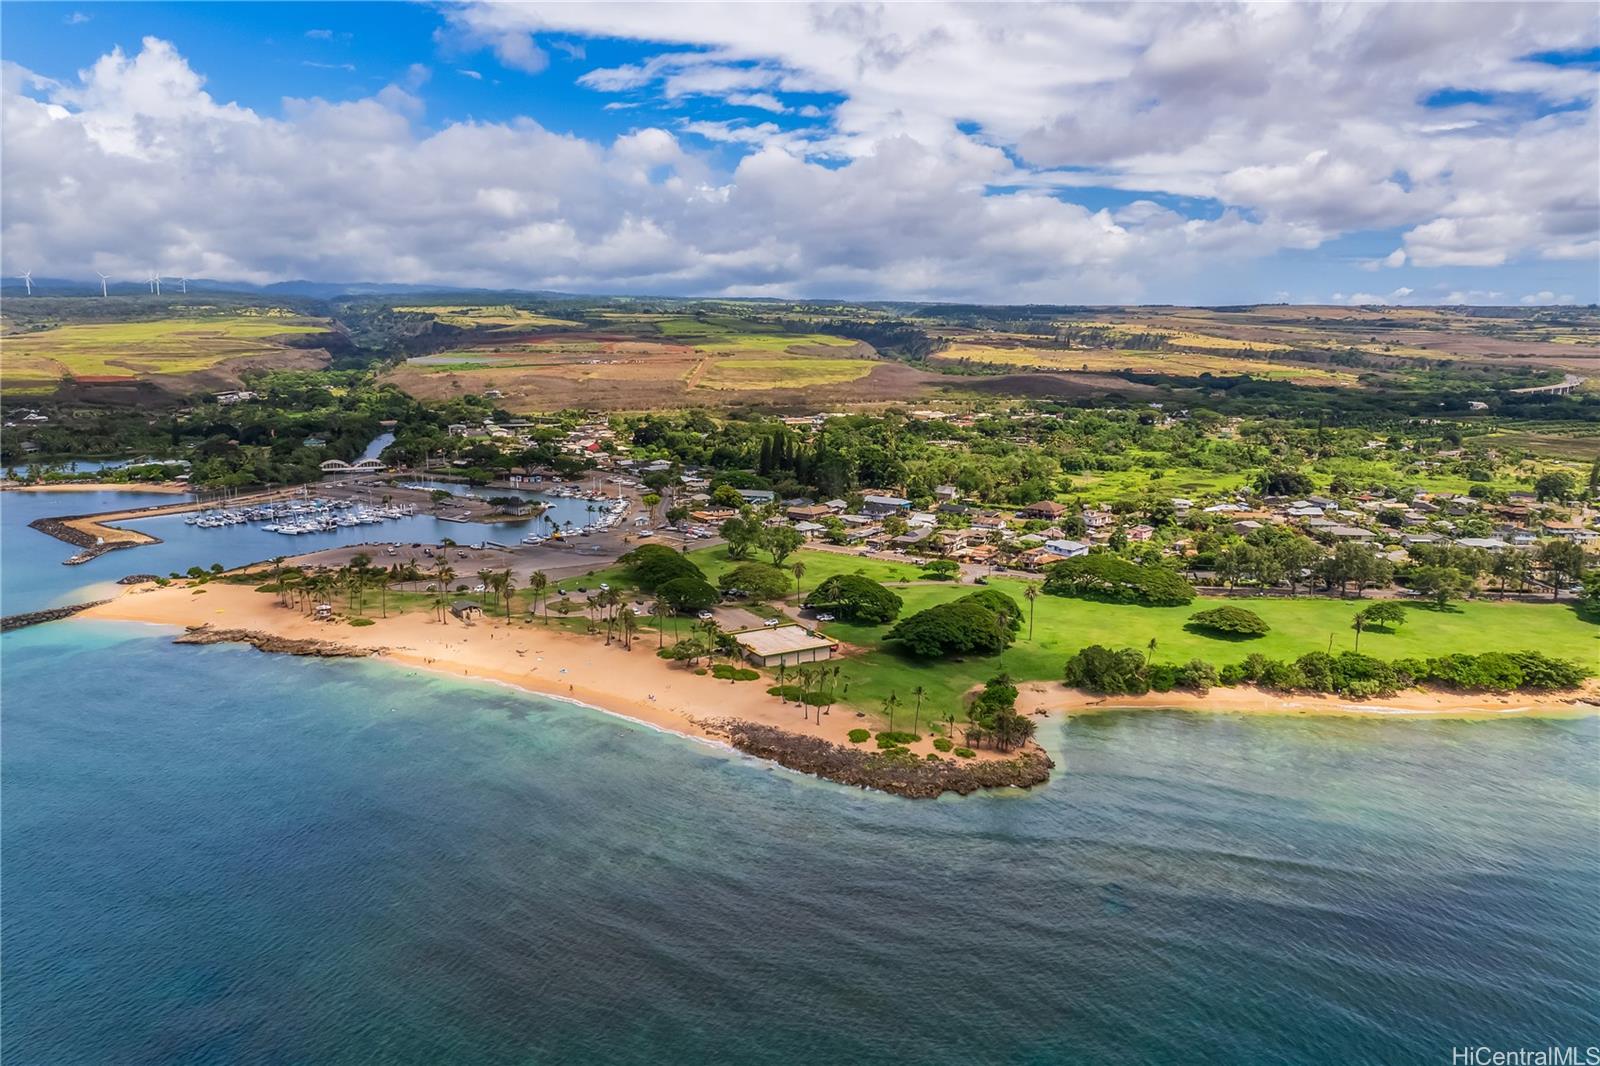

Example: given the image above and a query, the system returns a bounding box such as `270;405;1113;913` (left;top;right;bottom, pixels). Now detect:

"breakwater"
28;514;162;564
712;719;1054;798
1;600;111;632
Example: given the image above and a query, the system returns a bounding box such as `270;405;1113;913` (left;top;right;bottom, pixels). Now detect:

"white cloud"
65;11;91;25
4;5;1597;302
457;68;482;81
305;29;334;40
1519;290;1577;305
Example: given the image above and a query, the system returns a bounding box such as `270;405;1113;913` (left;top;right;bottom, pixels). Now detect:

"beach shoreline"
1016;679;1600;721
1;481;191;494
75;582;1597;796
79;582;1058;797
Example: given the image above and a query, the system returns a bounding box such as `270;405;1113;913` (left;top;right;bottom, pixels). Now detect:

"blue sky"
3;2;1596;304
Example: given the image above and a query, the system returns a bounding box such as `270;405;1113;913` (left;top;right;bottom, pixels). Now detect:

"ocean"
3;491;1597;1063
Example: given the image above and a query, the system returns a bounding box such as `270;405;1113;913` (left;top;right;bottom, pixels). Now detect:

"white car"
473;584;486;593
599;582;611;591
763;617;781;628
815;612;835;622
697;610;715;620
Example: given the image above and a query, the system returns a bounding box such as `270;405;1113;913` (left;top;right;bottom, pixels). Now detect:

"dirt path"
683;356;713;390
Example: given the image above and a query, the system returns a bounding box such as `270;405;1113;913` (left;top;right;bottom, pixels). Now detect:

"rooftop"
732;624;838;658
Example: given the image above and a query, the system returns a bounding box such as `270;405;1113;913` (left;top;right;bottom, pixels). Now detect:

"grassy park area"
545;545;1597;720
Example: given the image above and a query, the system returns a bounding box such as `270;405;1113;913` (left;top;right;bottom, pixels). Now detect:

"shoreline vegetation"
73;581;1600;799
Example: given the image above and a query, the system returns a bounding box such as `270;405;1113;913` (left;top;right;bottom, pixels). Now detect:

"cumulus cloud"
3;3;1597;302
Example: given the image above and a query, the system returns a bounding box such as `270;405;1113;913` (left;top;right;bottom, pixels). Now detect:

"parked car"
763;617;781;628
697;610;715;620
815;612;835;622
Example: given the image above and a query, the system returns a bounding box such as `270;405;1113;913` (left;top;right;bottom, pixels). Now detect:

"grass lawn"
558;546;929;597
820;580;1599;724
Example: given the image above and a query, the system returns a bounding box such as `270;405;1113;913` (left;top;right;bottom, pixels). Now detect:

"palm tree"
527;570;549;622
650;599;670;648
1146;637;1157;668
775;662;788;702
619;609;638;650
499;568;517;621
883;692;900;734
1024;582;1039;640
477;568;493;605
791;560;807;597
911;685;925;735
271;556;288;605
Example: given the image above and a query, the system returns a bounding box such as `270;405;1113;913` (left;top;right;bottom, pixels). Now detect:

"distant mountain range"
0;276;573;300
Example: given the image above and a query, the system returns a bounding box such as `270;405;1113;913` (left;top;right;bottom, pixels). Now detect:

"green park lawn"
819;580;1598;723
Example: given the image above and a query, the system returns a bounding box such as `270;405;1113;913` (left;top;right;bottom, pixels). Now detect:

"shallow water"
2;490;1597;1064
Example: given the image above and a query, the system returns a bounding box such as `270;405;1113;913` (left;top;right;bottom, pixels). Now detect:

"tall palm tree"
1024;582;1039;640
1146;637;1158;668
911;685;925;735
499;569;517;621
650;599;670;648
883;692;900;734
528;570;549;622
791;560;807;598
477;568;493;605
619;609;638;650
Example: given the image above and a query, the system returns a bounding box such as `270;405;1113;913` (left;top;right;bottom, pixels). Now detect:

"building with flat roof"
732;624;839;668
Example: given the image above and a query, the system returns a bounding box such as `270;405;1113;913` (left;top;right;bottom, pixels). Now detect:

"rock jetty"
711;719;1054;799
173;626;381;658
1;600;112;632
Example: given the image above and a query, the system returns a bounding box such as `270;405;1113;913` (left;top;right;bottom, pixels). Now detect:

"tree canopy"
802;573;903;624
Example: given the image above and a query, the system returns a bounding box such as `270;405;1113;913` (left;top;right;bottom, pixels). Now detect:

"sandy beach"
1;481;191;494
82;582;1599;759
81;581;923;755
1016;679;1600;720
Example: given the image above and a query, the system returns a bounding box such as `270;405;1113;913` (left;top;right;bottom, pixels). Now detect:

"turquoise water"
3;495;1598;1062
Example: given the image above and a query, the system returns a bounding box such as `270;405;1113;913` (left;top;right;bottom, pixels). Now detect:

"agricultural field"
932;340;1356;385
0;312;331;395
393;305;586;329
382;310;899;411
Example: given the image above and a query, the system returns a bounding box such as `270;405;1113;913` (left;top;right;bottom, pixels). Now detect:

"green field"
824;581;1598;721
697;356;876;390
3;313;328;392
549;546;1599;726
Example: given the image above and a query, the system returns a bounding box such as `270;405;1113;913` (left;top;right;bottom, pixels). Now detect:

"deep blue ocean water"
3;490;1598;1064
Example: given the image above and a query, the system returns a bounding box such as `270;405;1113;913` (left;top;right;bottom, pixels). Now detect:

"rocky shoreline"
173;626;382;658
710;719;1055;799
1;600;112;632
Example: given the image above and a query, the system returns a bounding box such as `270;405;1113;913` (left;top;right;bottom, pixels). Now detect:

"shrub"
693;667;708;676
933;737;954;752
711;664;760;681
766;685;830;706
847;728;871;743
1043;554;1195;606
1177;659;1220;693
1188;605;1269;637
925;753;941;761
803;573;903;624
954;747;976;759
348;617;375;627
876;731;921;745
1063;645;1150;695
1149;663;1178;691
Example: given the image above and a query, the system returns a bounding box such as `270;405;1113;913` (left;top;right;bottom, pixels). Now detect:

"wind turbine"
96;272;110;298
177;276;188;294
148;272;161;295
17;270;32;296
147;272;156;294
